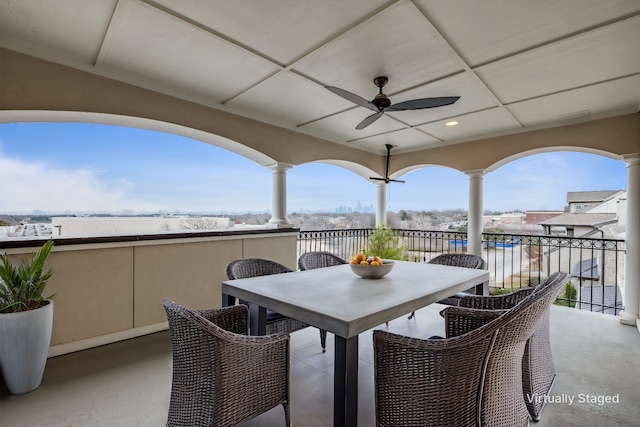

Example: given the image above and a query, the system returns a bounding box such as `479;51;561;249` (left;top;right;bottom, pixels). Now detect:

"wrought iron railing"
297;229;626;316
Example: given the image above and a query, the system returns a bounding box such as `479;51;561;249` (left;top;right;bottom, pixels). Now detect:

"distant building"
51;216;231;237
565;190;625;213
538;190;625;238
525;210;563;224
538;190;626;315
483;212;526;225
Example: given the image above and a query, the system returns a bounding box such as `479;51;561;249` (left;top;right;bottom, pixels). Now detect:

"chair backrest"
373;271;568;427
428;253;487;270
458;287;535;310
162;299;291;426
298;251;347;271
533;271;569;295
226;258;293;280
162;299;250;426
479;271;568;426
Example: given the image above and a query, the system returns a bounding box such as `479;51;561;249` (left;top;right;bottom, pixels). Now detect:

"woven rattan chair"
298;251;347;271
457;273;567;421
406;253;487;320
373;271;567;427
162;299;291;427
297;251;348;351
226;258;326;350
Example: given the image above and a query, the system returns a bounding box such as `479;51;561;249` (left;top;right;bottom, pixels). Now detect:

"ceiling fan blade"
386;96;460;111
325;86;377;111
356;111;384;130
369;177;406;183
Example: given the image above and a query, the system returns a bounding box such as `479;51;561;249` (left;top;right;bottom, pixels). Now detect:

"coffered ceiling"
1;0;639;155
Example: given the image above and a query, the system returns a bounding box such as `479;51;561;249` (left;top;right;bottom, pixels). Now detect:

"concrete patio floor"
1;304;639;426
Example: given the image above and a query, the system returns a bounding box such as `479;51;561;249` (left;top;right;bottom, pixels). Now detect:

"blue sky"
0;122;628;215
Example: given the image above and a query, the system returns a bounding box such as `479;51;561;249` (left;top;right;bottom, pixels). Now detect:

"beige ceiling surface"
1;0;639;155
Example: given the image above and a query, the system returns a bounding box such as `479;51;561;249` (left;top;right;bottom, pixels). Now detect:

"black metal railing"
297;229;626;316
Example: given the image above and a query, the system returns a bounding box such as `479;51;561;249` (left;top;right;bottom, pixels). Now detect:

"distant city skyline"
0;122;628;215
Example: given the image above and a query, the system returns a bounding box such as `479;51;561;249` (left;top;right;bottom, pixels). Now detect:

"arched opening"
485;151;627;213
0;122;274;217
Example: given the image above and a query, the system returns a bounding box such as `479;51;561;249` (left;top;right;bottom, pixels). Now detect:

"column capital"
464;169;487;178
623;153;640;167
267;162;293;172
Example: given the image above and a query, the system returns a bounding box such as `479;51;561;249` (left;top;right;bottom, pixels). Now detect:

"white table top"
222;261;489;338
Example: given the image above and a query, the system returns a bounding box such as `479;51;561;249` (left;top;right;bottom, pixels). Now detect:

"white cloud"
0;154;156;213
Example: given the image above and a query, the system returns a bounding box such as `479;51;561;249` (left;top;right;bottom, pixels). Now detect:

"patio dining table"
222;260;490;427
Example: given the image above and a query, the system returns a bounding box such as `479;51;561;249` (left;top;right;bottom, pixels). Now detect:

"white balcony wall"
2;231;298;356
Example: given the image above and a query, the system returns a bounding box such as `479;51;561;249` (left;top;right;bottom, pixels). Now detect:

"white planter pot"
0;300;53;394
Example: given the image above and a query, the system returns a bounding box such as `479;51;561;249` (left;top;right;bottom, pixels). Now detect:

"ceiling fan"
326;76;459;130
370;144;405;184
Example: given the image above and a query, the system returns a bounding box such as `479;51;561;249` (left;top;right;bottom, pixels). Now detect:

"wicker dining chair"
406;253;487;320
297;251;348;351
456;272;568;421
298;251;347;271
226;258;325;350
162;299;291;427
373;271;567;427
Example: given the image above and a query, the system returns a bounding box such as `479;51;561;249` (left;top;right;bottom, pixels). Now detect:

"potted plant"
364;225;408;261
0;240;55;394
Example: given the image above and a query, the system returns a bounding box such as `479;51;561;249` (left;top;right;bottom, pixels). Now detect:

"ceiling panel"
153;0;389;65
300;109;406;144
225;71;355;128
507;75;640;126
349;128;441;153
416;0;640;66
294;2;464;97
2;0;639;156
476;16;640;103
98;0;280;102
0;0;116;63
385;72;499;126
417;108;520;141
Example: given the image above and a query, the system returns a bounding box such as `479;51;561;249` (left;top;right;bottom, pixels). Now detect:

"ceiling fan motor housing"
371;76;391;109
372;93;391;109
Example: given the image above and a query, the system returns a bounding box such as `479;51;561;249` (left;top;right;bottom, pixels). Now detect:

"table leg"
334;335;359;427
473;279;489;296
221;292;236;307
248;303;267;336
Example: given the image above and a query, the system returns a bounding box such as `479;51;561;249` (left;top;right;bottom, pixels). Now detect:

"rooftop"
539;212;618;227
566;190;626;204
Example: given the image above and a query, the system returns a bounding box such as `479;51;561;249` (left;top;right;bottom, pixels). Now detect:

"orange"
360;260;369;265
356;253;365;262
350;258;359;265
373;256;382;264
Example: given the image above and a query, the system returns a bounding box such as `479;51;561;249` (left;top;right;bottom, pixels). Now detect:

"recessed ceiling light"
445;121;458;126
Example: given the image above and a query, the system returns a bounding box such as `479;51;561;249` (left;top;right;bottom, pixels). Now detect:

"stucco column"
375;181;387;227
620;154;640;330
267;163;293;228
466;169;485;256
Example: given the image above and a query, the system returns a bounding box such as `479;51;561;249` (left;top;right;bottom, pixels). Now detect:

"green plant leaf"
363;225;408;261
0;240;55;313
